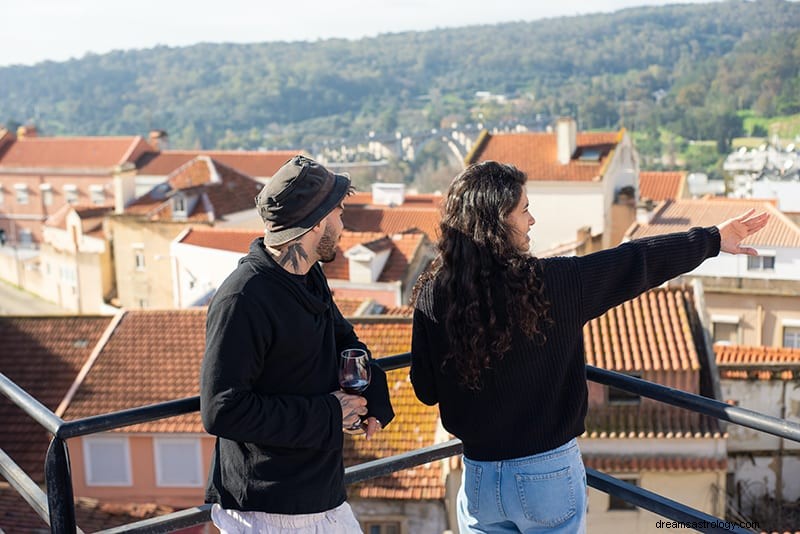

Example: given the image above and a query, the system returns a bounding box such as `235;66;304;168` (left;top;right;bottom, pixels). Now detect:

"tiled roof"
346;319;445;500
179;227;260;254
583;455;726;473
345;192;444;208
135;149;299;177
584;406;722;439
583;287;701;372
639;171;687;201
382;305;414;317
626;198;800;248
124;156;263;222
335;297;373;316
0;136;147;168
715;344;800;380
60;310;207;434
44;203;113;238
0;485;175;533
0;316;113;482
322;231;426;282
343;206;442;241
467;131;621;182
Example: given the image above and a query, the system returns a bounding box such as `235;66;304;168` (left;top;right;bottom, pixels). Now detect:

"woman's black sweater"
411;227;720;461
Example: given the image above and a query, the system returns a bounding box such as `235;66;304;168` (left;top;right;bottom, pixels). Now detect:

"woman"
410;161;768;533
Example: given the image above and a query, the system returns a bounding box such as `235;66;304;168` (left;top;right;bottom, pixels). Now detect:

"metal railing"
3;352;799;533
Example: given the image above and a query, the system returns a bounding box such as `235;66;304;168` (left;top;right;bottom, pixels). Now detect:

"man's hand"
363;417;382;440
331;391;367;429
717;209;770;255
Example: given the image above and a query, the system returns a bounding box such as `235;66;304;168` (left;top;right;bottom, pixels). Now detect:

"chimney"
371;183;405;206
149;129;169;151
556;118;576;165
17;124;38;138
113;163;138;214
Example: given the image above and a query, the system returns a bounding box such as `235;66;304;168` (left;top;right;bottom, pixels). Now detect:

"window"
608;372;641;405
153;437;203;487
608;477;639;511
89;184;105;205
747;255;775;271
18;229;33;247
138;298;148;309
40;184;53;206
83;436;132;486
712;315;740;345
133;244;145;271
363;521;403;534
0;186;4;204
172;194;187;218
14;184;29;204
784;326;800;349
63;184;78;204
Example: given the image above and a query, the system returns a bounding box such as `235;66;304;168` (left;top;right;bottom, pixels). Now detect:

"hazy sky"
3;0;725;67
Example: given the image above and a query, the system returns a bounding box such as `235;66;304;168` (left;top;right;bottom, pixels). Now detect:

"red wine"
341;379;369;394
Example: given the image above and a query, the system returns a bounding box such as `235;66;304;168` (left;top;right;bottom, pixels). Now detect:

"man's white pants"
211;502;363;533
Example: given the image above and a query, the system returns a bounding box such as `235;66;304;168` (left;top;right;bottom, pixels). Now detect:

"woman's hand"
717;209;770;255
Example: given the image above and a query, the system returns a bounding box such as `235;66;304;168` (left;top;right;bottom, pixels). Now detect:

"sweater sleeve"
410;307;439;406
200;293;342;450
576;226;720;324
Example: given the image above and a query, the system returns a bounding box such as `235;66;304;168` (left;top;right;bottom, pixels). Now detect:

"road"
0;279;69;316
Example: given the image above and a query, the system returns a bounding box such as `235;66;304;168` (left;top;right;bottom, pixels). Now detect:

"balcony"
2;354;797;533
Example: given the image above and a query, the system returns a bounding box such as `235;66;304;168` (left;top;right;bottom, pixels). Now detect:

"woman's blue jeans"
457;438;587;533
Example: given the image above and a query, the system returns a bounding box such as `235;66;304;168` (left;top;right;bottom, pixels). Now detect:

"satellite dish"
784;159;794;171
787;143;796;152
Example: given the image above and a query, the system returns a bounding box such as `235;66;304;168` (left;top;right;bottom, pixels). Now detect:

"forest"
0;0;798;177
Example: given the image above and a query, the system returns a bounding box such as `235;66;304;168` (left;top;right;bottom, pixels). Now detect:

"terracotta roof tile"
467;131;621;182
0;316;113;482
345;320;444;500
583;287;701;372
179;227;260;254
716;344;800;380
639;171;687;201
343;206;442;241
0;136;148;169
136;149;300;177
44;203;113;237
0;485;176;533
626;198;800;248
335;298;373;316
583;455;726;472
382;306;414;317
345;192;443;208
60;310;207;434
124;157;263;222
584;405;722;439
322;231;426;283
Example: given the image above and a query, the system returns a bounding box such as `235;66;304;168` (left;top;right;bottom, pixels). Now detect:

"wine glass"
339;348;371;434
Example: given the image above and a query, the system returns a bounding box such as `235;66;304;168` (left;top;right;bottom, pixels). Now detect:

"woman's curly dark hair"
414;161;552;390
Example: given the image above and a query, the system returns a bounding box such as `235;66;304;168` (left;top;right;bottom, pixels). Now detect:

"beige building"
40;204;115;313
626;197;800;348
111;156;263;309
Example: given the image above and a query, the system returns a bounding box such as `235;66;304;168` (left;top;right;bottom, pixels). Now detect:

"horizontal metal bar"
0;373;63;435
0;447;51;527
345;438;462;485
374;352;411;371
57;397;199;439
588;468;752;533
93;504;212;534
588;366;800;443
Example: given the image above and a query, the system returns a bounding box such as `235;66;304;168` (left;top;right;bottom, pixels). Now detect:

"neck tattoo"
278;243;309;272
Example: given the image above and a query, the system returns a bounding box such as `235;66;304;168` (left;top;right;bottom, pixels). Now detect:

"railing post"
45;437;77;534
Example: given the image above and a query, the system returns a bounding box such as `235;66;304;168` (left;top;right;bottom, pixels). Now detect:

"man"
201;155;394;533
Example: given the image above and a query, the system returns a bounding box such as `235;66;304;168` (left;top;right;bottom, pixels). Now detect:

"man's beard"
316;226;338;263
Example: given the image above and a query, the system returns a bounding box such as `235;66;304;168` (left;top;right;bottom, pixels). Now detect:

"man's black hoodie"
201;238;394;514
